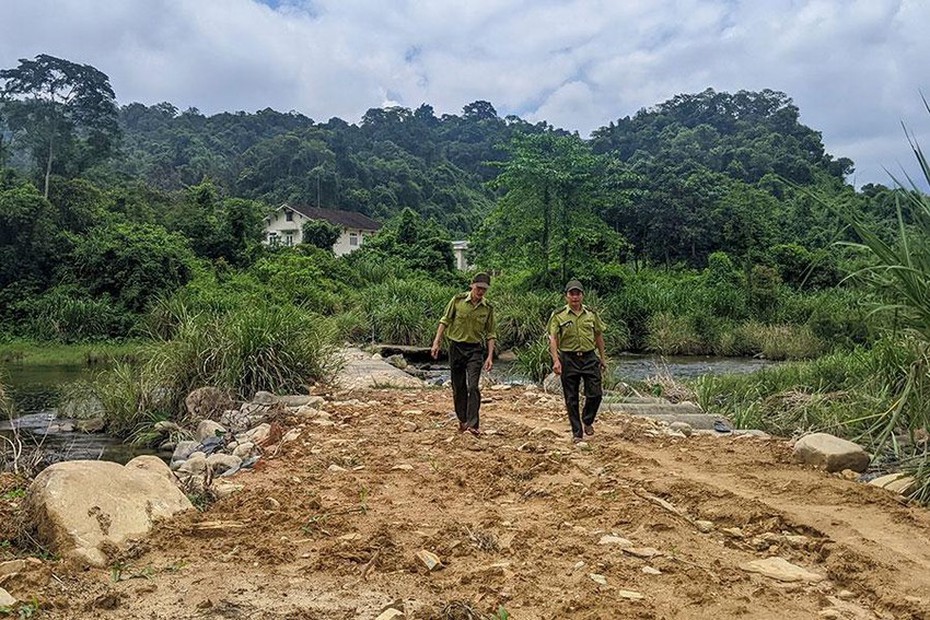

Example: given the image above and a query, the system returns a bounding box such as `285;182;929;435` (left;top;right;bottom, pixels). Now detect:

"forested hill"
107;88;877;245
113;100;560;236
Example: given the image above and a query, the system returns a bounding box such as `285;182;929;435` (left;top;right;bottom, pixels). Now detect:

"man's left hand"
484;358;493;372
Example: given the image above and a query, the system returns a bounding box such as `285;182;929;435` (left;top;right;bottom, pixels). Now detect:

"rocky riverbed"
0;354;928;619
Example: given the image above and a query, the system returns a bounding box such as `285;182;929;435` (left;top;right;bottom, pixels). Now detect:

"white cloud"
1;0;929;185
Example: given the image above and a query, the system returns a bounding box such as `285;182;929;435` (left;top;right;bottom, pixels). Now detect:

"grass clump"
94;302;342;440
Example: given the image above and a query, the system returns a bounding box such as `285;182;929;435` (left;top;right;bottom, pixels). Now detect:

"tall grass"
836;117;930;501
94;303;342;440
361;278;458;346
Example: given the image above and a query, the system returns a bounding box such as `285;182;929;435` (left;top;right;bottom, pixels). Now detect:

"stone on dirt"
416;549;442;572
869;473;917;495
740;557;824;583
793;433;870;473
25;456;192;567
196;420;227;442
0;587;16;607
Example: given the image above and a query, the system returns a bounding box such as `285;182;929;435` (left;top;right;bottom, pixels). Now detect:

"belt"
561;350;595;357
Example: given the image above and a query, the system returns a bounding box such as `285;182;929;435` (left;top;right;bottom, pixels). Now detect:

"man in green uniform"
548;279;607;443
431;272;497;436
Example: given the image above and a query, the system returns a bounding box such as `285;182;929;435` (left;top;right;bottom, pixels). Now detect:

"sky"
2;0;929;188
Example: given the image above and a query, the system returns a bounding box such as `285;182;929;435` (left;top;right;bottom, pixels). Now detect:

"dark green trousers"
449;341;484;429
559;350;603;438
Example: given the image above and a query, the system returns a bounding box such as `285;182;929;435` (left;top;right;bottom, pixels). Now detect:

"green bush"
94;303;342;440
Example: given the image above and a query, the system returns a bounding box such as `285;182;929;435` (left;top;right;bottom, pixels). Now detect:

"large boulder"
793;433;870;473
26;456;192;567
185;387;234;422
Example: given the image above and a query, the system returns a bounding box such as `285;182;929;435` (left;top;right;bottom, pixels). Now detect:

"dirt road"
13;385;930;619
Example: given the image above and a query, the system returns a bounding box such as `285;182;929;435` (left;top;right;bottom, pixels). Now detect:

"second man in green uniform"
548;279;607;443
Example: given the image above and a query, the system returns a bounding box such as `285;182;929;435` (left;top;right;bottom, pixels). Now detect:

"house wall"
264;210;304;247
333;228;370;256
263;209;373;255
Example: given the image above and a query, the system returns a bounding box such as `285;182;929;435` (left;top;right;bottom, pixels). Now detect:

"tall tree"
0;54;120;197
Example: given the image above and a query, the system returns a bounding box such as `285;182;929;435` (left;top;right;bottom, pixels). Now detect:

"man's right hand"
430;343;441;359
552;358;562;375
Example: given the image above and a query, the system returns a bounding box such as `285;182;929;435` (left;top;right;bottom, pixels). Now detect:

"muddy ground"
4;385;930;619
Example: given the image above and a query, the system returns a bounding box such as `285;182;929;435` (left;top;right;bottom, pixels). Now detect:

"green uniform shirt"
548;304;604;352
439;292;497;344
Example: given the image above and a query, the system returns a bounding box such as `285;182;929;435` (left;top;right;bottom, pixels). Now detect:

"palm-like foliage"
842;108;930;502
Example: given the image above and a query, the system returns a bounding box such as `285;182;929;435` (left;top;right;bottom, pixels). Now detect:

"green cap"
564;279;584;293
472;272;491;288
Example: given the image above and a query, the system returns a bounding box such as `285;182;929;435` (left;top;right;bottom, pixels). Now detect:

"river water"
1;364;153;464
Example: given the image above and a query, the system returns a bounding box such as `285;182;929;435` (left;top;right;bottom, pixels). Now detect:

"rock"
598;535;633;546
212;481;244;498
385;354;408;370
0;587;15;607
171;440;199;465
196;420;227;442
206;454;242;476
244;423;272;446
263;497;281;511
740;557;824;583
793;433;870;473
623;547;660;559
153;420;181;434
0;559;26;576
543;372;563;395
185;387;233;421
588;573;608;585
25;458;192;567
391;464;415;471
375;610;405;620
252;391;277;405
295;405;321;418
403;421;419;432
836;590;855;601
221;408;259;432
328;464;348;473
232;442;256;459
75;417;106;433
490;384;512;391
401;409;423;416
721;527;744;539
416;549;442;572
279;428;301;445
869;473;918;495
618;590;645;600
278;395;311;407
694;520;714;533
668;421;693;436
178;453;209;477
641;566;661;575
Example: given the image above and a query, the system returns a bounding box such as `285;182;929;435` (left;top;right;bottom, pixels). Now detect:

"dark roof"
281;203;381;231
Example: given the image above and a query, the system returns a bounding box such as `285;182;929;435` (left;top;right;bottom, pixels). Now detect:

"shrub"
94;303;342;440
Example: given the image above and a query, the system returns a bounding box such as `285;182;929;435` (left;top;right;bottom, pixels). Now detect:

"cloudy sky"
2;0;928;187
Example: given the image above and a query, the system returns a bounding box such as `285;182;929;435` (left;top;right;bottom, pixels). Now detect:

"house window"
267;233;279;247
285;233;293;247
285;210;293;222
349;232;358;246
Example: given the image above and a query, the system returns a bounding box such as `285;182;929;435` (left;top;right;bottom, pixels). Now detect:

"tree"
478;132;611;282
302;219;341;251
65;222;196;312
0;54;120;197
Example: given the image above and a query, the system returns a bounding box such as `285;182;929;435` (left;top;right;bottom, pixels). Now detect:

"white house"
263;203;382;255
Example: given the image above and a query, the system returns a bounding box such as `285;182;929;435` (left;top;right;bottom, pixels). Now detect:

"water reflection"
1;364;153;464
